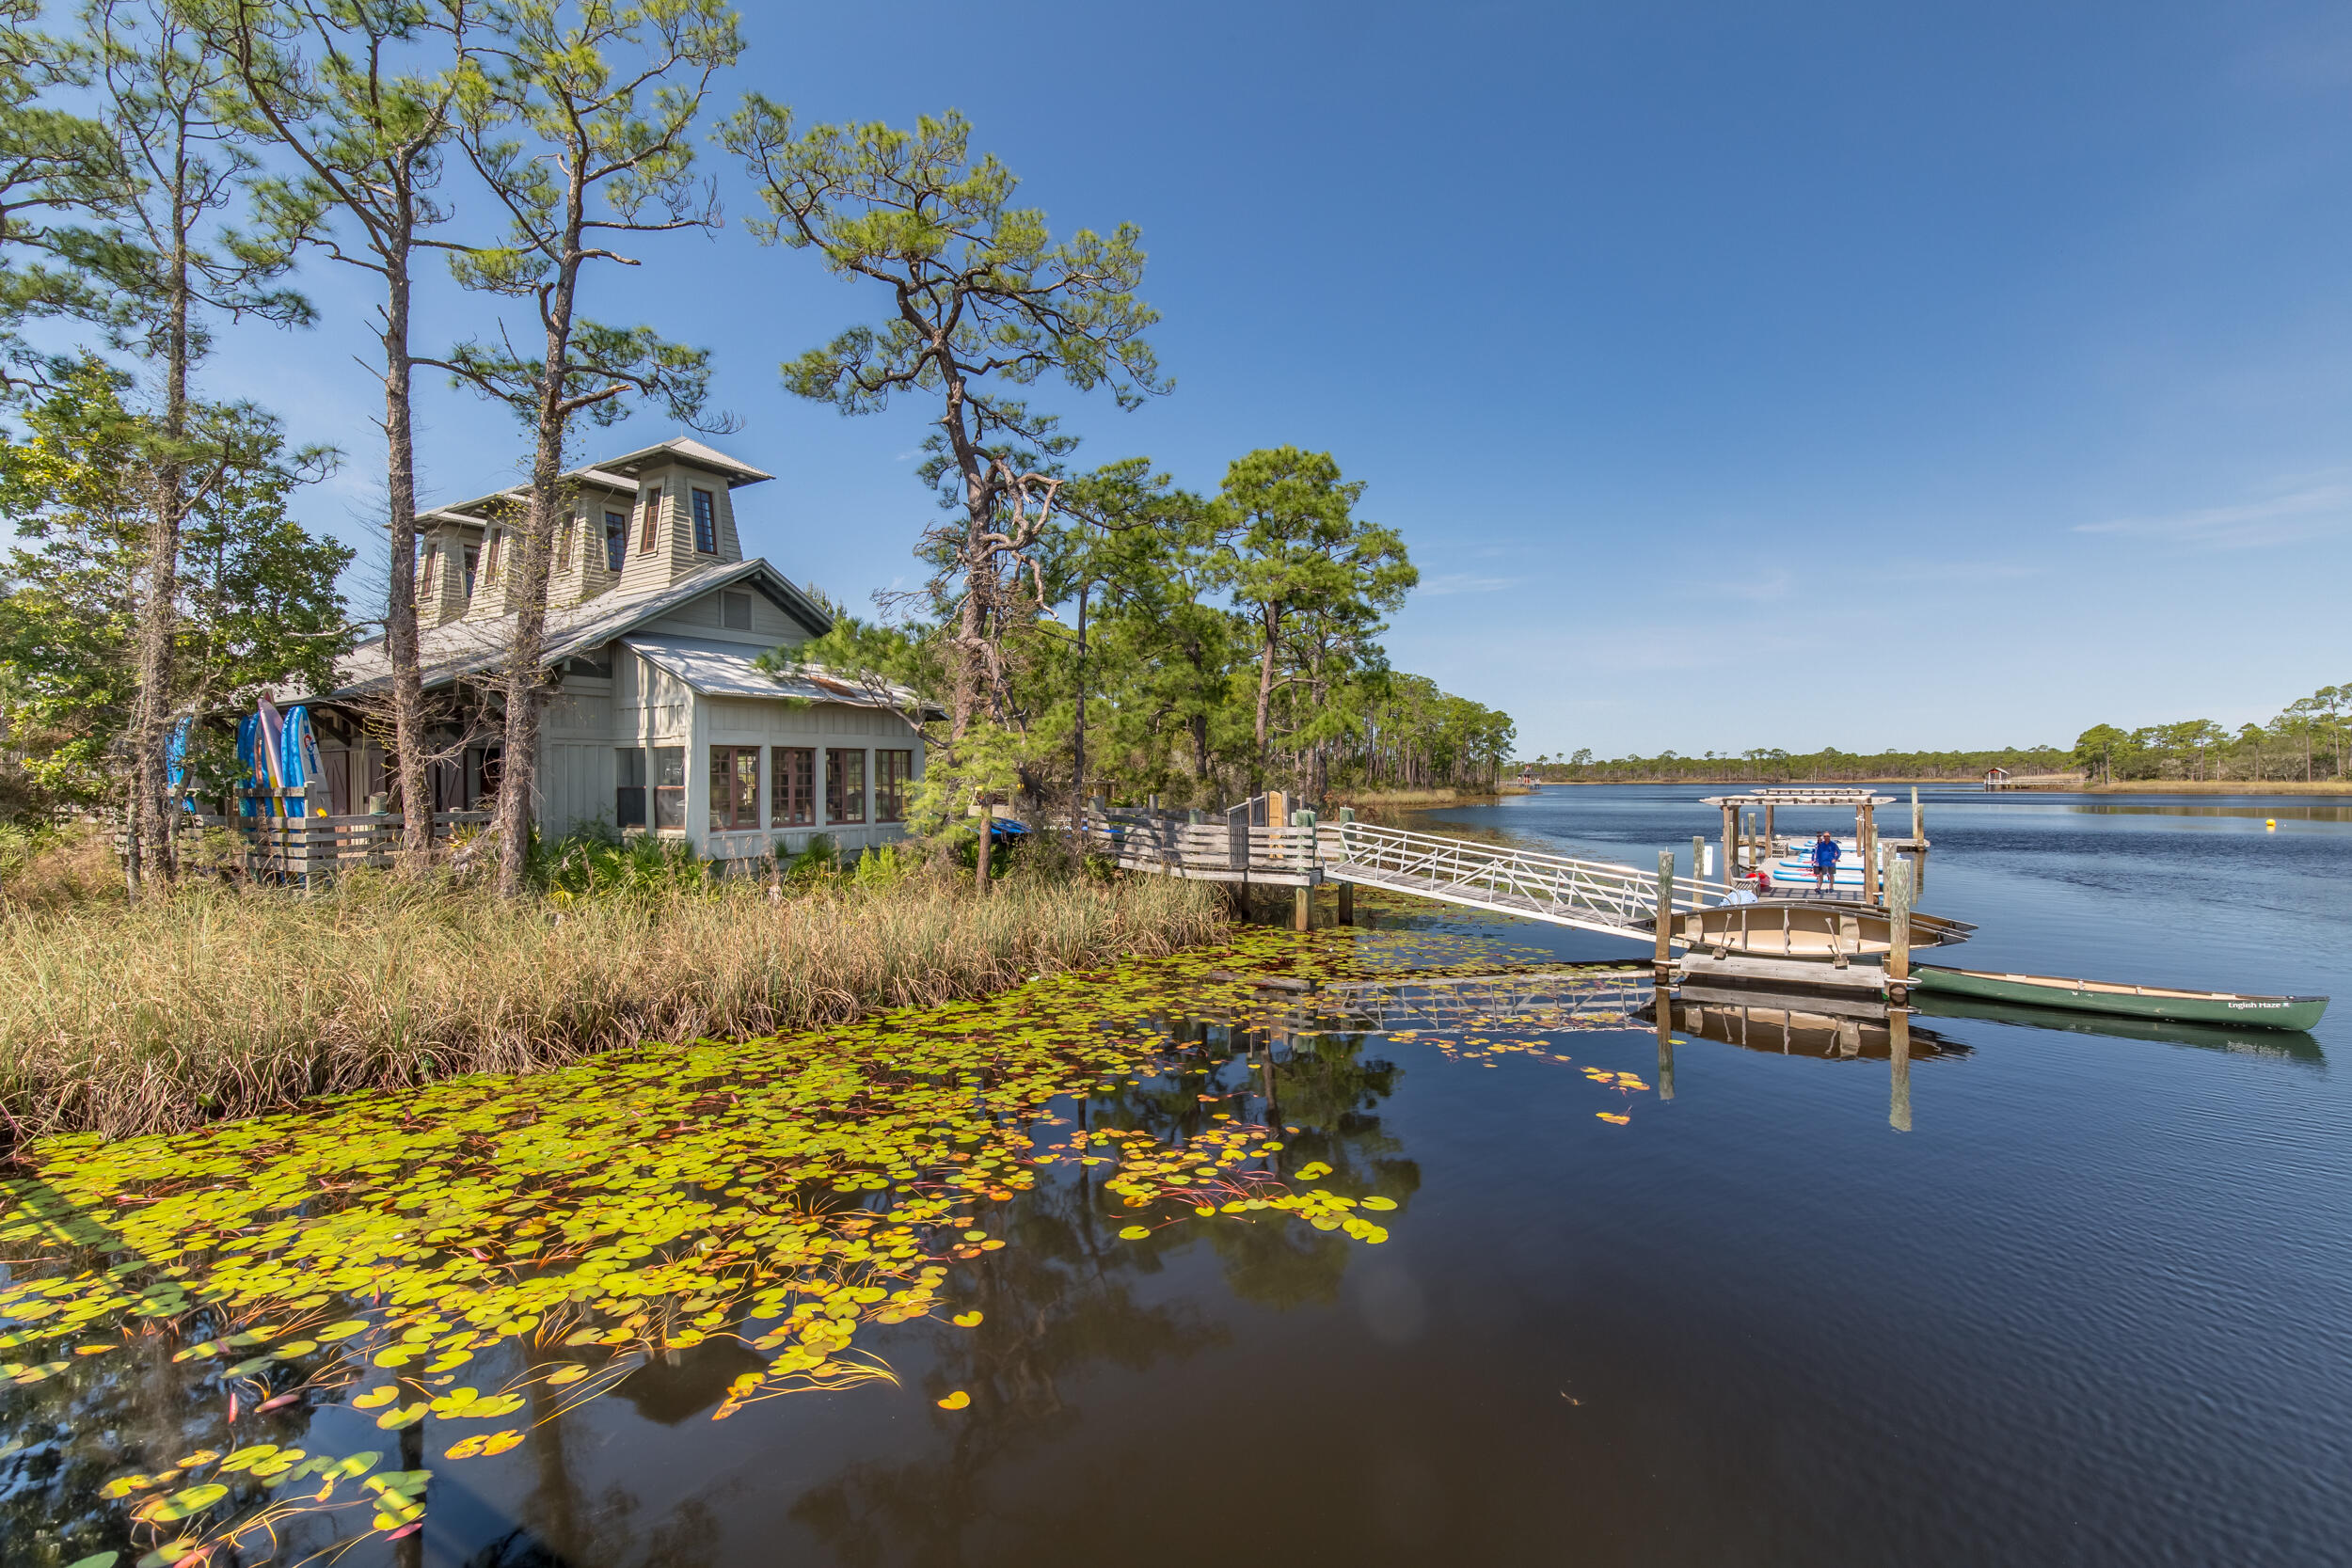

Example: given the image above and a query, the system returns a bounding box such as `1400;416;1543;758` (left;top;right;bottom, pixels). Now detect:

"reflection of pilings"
1656;1006;1676;1101
396;1422;423;1568
1889;1008;1913;1132
1194;971;1655;1040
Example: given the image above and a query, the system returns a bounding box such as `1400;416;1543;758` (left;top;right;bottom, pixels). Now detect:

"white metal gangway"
1073;807;1725;943
1315;818;1723;937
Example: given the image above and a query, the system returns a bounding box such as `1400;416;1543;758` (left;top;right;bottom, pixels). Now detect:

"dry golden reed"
0;870;1224;1143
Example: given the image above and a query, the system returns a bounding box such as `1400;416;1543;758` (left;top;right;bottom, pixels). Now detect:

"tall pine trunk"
382;252;432;862
493;221;584;898
130;227;194;894
1253;603;1279;763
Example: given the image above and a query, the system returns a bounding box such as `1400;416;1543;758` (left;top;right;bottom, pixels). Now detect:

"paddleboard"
280;705;323;817
165;717;195;812
256;696;287;816
236;715;263;816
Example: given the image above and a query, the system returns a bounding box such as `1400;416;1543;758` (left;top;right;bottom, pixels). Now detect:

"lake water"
8;785;2350;1567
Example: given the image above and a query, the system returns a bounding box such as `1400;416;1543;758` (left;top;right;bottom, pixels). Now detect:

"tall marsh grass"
0;866;1223;1144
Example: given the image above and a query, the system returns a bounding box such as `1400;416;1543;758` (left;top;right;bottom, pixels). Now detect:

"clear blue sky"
203;0;2352;758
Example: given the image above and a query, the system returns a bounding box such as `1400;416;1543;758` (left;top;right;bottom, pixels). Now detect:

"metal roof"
1700;788;1899;807
320;558;834;700
622;633;916;711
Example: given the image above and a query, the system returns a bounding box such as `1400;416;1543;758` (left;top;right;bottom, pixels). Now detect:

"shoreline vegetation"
1518;684;2351;791
1327;785;1533;808
0;835;1223;1145
1524;774;2352;796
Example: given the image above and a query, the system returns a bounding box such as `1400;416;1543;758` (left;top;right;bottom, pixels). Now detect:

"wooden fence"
130;789;494;883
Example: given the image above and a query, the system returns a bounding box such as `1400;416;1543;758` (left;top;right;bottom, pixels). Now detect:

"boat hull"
1661;900;1975;959
1912;965;2328;1032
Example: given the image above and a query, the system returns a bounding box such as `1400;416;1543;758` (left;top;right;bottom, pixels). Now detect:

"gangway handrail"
1317;819;1720;918
1066;807;1729;938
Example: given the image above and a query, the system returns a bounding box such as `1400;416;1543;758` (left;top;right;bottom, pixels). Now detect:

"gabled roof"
623;633;919;713
324;558;834;700
596;438;773;486
412;438;772;527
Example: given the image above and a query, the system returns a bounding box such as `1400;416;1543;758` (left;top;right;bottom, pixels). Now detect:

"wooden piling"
1294;885;1311;932
1337;880;1354;925
1886;857;1913;1003
1654;849;1675;987
1911;785;1928;894
1720;802;1737;889
1889;1007;1913;1132
1860;800;1879;902
1655;1001;1676;1101
1691;834;1705;885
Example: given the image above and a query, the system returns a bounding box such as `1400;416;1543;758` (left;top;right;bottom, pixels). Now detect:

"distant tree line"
2071;683;2351;784
1518;678;2352;787
1517;745;2069;784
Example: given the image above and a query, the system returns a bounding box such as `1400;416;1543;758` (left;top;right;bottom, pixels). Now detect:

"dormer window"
463;545;480;598
419;546;436;596
483;530;502;583
692;489;718;554
604;512;627;572
639;488;662;554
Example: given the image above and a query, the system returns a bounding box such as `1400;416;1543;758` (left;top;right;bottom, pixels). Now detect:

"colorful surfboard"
256;696;287;816
280;706;325;817
236;715;263;816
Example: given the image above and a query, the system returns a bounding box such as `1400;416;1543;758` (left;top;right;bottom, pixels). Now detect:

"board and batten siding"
639;593;808;647
615;653;693;743
704;697;912;740
538;742;618;840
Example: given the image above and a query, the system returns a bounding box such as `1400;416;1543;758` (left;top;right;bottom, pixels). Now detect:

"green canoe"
1910;964;2328;1032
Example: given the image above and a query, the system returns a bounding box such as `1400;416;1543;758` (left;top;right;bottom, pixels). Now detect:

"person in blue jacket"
1810;831;1840;895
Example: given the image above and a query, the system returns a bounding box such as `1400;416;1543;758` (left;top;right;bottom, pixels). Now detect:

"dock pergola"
1698;787;1926;899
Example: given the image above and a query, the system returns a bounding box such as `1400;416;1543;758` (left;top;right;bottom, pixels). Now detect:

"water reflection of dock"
1659;990;1968;1061
1198;965;1654;1037
1194;966;1947;1132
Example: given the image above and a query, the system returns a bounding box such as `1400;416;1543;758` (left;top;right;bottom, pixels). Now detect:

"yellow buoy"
2265;818;2277;831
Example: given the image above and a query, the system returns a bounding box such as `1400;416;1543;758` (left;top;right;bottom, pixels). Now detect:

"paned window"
615;748;646;829
652;746;685;830
605;512;627;571
770;746;815;827
468;746;502;807
639;487;662;553
692;488;718;554
877;750;914;823
483;531;501;583
827;747;866;825
709;745;761;832
462;546;479;597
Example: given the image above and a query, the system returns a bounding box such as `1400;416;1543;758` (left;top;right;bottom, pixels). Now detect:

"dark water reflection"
12;785;2352;1566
